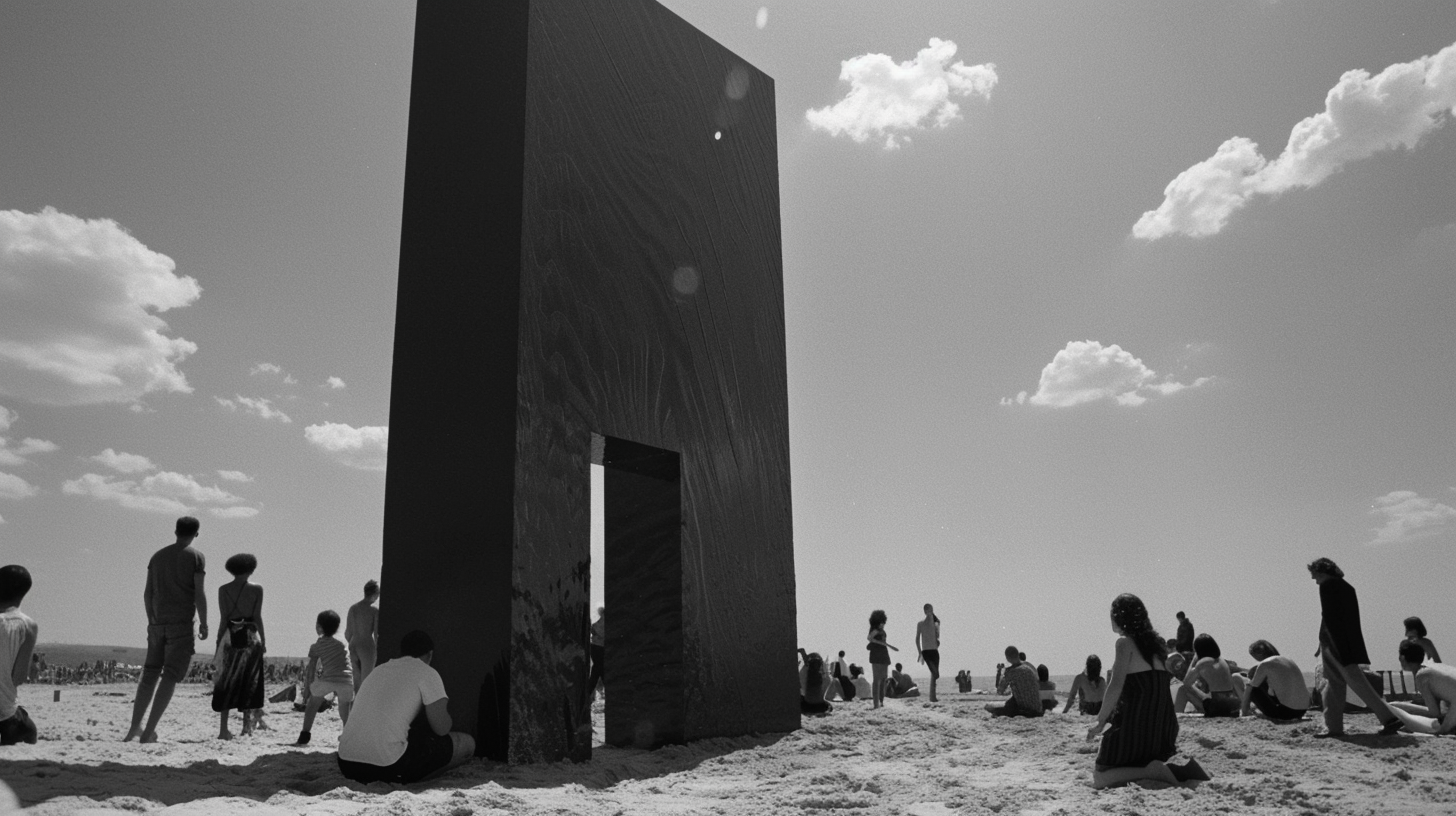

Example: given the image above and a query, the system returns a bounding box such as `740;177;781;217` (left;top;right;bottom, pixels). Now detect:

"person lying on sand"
887;663;919;698
1176;634;1243;717
1240;640;1308;722
1386;641;1456;735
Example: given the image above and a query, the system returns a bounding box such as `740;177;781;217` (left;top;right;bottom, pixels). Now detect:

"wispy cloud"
0;206;200;404
325;376;346;390
1002;341;1213;408
1134;41;1456;239
63;470;252;516
217;470;253;483
91;448;155;474
216;395;293;423
305;422;388;471
806;38;997;150
1369;490;1456;546
250;362;297;385
0;405;57;467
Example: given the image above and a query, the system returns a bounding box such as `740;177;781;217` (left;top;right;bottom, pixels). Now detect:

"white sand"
4;682;1456;815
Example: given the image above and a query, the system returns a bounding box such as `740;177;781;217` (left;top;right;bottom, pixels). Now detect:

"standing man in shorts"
337;630;475;784
916;603;941;702
346;580;380;692
125;517;208;743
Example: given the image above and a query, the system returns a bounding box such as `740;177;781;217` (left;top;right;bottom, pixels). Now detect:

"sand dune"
3;682;1455;815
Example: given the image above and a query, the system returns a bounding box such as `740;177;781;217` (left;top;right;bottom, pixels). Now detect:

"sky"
2;2;1455;678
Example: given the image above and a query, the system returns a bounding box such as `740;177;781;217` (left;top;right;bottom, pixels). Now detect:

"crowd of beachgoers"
4;516;1452;798
798;558;1452;789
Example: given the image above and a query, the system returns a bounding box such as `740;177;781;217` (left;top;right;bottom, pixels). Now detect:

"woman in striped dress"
1087;593;1208;789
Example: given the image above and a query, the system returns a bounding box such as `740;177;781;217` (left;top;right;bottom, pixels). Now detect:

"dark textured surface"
384;0;797;763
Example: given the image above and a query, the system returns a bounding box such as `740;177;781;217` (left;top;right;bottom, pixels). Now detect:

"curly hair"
869;609;887;629
1110;593;1168;666
1307;557;1343;578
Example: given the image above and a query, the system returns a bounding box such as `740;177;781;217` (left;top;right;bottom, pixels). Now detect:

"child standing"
295;610;353;745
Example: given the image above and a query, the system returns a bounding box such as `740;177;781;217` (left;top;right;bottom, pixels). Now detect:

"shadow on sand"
7;732;790;809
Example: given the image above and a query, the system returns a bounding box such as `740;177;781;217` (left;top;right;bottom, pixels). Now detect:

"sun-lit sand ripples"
5;682;1456;815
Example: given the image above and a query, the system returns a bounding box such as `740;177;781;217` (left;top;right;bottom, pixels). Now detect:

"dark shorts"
1080;700;1102;716
1203;692;1241;718
144;622;195;683
989;697;1042;718
921;649;940;673
338;723;456;785
1249;684;1306;721
0;706;37;745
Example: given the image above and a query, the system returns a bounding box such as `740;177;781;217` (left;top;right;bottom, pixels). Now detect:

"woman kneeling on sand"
1087;593;1208;789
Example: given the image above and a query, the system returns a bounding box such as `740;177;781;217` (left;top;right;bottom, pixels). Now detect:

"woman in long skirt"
212;553;266;739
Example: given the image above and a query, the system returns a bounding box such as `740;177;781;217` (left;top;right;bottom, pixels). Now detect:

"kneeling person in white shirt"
337;630;475;783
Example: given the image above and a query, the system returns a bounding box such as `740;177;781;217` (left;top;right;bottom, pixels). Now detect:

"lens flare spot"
725;66;750;100
672;266;700;295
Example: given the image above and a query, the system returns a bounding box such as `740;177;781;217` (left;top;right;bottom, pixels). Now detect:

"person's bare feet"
139;730;159;744
218;729;233;741
123;728;142;742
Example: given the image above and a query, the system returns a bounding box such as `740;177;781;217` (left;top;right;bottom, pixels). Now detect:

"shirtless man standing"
345;580;380;692
126;517;208;743
1240;640;1309;721
1386;640;1456;735
916;604;941;702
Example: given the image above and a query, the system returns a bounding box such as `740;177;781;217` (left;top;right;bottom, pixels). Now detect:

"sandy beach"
4;681;1456;815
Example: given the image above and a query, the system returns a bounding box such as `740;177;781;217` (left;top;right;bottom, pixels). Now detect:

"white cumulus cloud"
1369;490;1456;546
1135;41;1456;239
305;422;388;471
325;376;346;390
0;206;201;404
216;395;292;424
806;38;997;150
1003;341;1212;408
0;471;38;500
91;448;155;474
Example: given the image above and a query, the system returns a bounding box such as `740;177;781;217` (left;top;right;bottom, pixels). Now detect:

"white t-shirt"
0;609;36;720
337;656;447;766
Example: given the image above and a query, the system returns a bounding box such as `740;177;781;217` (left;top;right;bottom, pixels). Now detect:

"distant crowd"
796;556;1453;789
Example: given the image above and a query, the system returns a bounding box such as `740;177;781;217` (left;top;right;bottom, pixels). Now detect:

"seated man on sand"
887;663;919;699
1240;640;1309;721
850;665;872;701
985;646;1042;718
336;630;474;784
1386;640;1456;735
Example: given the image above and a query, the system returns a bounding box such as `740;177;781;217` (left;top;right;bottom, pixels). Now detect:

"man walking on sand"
346;580;380;692
1308;557;1401;737
125;517;208;743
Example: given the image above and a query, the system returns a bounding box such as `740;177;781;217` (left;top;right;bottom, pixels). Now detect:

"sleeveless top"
867;628;890;665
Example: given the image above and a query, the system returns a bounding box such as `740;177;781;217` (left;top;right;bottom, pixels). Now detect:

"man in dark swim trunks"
1240;640;1309;721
